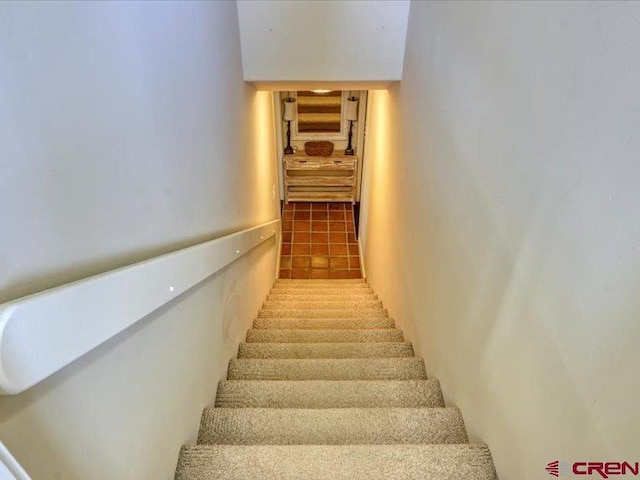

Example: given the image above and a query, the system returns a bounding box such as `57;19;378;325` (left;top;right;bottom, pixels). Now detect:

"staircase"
175;279;497;479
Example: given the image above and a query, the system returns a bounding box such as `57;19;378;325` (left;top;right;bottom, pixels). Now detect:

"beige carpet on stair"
175;279;498;479
237;342;415;359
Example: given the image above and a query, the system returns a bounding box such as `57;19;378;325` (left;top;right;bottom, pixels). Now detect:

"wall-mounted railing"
0;441;30;480
0;220;280;396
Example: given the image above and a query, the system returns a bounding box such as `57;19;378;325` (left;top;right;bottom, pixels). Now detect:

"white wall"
237;0;410;84
360;2;640;478
0;1;279;478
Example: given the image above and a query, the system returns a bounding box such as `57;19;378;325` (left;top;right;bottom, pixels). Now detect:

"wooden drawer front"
284;158;356;171
283;155;357;203
286;175;355;187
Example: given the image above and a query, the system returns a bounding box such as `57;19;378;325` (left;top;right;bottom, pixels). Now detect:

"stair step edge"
175;444;498;480
237;342;413;358
215;379;445;408
197;407;468;445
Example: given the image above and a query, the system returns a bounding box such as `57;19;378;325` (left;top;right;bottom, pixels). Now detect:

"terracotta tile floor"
279;202;361;279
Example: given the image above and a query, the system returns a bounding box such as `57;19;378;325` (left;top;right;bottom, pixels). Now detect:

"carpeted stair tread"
227;358;427;380
253;317;395;330
198;407;467;445
214;380;445;408
267;293;378;301
269;288;375;296
257;308;388;318
271;282;372;287
246;329;403;343
175;444;498;480
275;279;367;284
237;342;414;359
271;283;372;290
269;288;374;294
268;287;375;292
262;300;384;309
174;278;498;478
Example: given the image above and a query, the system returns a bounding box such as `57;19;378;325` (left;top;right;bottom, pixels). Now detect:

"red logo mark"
547;461;560;477
573;462;639;478
547;461;639;478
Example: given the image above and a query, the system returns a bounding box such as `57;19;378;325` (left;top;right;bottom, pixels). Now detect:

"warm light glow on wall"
373;90;391;170
359;89;393;280
252;90;277;220
371;89;392;240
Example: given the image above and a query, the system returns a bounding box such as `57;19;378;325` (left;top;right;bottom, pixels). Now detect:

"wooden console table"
283;152;358;204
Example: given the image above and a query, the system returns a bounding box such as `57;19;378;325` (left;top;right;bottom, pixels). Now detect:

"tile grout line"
280;202;361;279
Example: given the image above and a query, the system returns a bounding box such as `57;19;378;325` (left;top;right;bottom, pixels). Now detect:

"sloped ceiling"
236;0;410;90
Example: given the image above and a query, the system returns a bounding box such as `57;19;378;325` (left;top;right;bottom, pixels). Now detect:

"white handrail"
0;441;30;480
0;219;280;395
